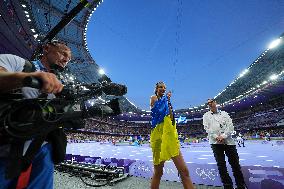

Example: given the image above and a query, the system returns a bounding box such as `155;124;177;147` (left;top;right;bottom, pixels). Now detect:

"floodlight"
98;69;105;75
269;74;278;80
239;69;249;77
268;38;281;49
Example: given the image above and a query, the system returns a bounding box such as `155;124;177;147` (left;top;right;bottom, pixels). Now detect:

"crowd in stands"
84;117;207;137
66;132;132;144
232;107;284;130
84;118;149;135
66;114;284;143
66;130;150;145
243;128;284;139
66;95;284;143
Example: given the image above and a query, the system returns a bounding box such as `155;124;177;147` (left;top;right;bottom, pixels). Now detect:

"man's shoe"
235;186;248;189
224;185;234;189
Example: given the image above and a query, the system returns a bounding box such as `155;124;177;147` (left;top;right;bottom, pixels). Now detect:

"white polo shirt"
203;110;235;145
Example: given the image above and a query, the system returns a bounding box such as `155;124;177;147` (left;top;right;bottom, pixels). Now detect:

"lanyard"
31;60;48;72
210;111;224;129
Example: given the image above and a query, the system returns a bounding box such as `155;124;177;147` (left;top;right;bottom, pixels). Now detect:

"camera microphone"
101;83;127;96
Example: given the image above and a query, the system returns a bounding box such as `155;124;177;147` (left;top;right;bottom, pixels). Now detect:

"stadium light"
239;69;249;78
268;38;281;49
98;69;105;75
269;74;278;80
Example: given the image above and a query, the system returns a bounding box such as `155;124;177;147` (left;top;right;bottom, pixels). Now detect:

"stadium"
0;0;283;189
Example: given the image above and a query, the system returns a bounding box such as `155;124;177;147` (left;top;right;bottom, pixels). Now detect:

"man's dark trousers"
211;144;246;189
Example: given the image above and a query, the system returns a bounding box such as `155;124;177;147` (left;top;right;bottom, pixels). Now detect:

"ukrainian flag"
150;95;180;165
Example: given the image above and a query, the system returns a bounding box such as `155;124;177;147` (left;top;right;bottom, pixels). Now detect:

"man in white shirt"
203;99;246;189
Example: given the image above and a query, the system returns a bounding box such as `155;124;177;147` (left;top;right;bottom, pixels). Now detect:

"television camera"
0;76;127;140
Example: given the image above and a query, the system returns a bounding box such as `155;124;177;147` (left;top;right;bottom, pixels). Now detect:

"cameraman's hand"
30;72;63;94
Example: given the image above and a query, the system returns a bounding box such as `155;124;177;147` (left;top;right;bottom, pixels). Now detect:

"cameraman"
0;41;71;189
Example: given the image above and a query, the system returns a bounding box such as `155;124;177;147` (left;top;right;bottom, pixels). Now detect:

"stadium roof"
0;0;140;113
174;33;284;114
214;33;284;105
1;0;105;83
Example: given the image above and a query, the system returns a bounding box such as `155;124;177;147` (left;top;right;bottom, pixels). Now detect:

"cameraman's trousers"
0;143;54;189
